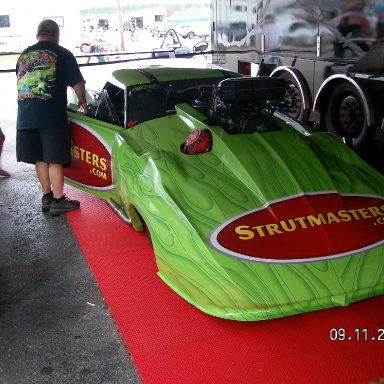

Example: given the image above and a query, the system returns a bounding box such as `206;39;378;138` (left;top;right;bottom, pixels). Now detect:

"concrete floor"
0;73;141;384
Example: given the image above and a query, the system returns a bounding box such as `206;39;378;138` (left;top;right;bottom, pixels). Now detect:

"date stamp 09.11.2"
329;327;384;341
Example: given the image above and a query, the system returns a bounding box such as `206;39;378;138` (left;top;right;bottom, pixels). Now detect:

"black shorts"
16;128;71;166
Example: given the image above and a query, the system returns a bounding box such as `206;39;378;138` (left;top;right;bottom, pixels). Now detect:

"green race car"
65;65;384;321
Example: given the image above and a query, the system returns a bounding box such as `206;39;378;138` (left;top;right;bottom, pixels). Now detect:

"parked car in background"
79;29;119;54
149;23;168;37
174;22;210;39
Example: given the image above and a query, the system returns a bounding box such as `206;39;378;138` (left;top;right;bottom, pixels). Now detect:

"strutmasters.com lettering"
72;145;107;171
235;205;384;240
71;145;108;180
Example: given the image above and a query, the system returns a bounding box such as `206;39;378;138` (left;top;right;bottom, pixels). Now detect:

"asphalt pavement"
0;73;141;383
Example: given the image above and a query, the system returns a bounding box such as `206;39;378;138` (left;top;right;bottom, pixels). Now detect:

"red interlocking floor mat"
65;187;384;384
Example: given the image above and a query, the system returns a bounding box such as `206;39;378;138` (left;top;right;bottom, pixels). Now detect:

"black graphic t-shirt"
16;41;84;130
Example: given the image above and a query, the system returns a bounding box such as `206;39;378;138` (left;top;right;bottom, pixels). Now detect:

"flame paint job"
65;66;384;321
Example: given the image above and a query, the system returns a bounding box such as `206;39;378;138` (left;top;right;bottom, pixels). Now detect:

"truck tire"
273;70;310;122
324;82;371;149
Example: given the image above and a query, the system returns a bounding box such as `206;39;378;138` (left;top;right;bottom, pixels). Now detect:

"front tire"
324;82;371;149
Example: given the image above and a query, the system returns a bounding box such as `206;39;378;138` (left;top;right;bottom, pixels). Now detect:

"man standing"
16;19;87;215
86;25;106;63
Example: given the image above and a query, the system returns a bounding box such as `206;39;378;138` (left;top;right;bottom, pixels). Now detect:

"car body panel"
66;66;384;321
112;66;235;86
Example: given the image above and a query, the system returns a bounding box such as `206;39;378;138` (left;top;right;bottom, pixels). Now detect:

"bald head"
36;19;60;43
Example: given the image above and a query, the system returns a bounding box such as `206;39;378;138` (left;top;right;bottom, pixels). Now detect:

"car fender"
112;138;252;310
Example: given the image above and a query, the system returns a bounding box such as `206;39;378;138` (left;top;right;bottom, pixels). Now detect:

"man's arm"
72;81;87;114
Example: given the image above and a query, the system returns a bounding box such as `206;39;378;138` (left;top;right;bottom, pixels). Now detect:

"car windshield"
126;77;225;127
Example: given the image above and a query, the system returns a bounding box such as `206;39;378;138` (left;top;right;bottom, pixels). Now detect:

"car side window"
127;85;168;126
